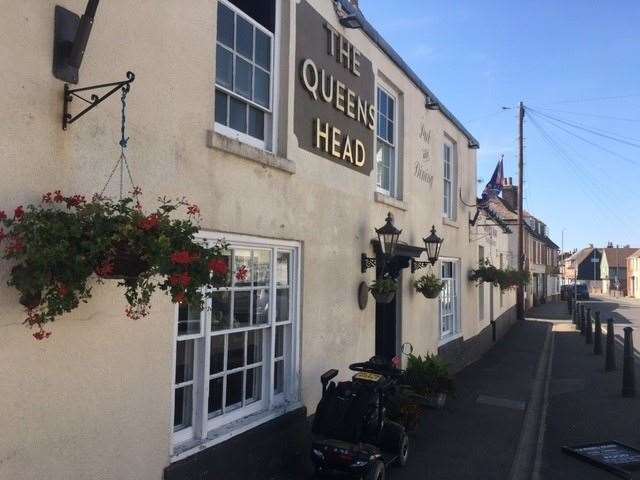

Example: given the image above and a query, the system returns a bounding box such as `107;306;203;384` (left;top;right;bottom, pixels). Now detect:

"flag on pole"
482;157;504;199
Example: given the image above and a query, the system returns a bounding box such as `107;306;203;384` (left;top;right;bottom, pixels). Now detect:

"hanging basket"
96;241;150;280
418;287;442;299
372;290;396;304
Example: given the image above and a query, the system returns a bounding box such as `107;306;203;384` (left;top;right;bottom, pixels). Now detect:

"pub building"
0;1;517;479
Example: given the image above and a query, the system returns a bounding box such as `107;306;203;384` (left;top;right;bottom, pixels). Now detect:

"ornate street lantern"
423;225;443;265
376;212;402;257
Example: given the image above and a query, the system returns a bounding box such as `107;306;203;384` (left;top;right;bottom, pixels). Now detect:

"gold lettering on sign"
315;118;330;152
354;139;365;166
342;134;353;163
415;122;434;186
331;126;342;158
314;119;366;167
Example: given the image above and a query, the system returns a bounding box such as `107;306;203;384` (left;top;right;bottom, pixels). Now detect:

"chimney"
502;177;518;211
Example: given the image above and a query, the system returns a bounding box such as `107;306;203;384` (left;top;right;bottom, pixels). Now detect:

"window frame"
439;258;460;339
443;142;453;219
214;0;279;151
170;232;301;449
375;85;398;198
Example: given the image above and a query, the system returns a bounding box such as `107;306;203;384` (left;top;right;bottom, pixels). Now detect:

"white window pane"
378;89;387;116
216;45;233;89
387;96;394;121
378;116;387;140
229;96;247;133
175;339;195;383
215;90;228;125
234;249;252;286
178;303;201;336
226;371;244;410
276;288;289;323
274;360;284;394
277;251;290;286
236;16;254;60
174;385;193;430
275;325;285;358
234;56;253;99
227;332;245;370
252;250;271;286
233;291;251;328
245;366;262;404
254;68;270;108
248;107;264;140
208;377;223;417
211;291;231;331
247;329;263;364
253;289;269;325
386;119;394;144
255;30;271;71
210;335;225;374
216;4;234;48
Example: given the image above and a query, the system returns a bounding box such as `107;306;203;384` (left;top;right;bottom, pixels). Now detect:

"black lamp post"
411;225;444;273
361;212;402;273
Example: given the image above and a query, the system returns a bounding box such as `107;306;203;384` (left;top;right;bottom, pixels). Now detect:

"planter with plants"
414;272;445;299
368;276;397;304
402;353;455;409
0;188;229;339
470;259;530;291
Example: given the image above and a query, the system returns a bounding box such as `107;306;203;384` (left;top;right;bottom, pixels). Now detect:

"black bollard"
622;327;636;397
580;304;586;334
593;311;602;355
491;320;496;342
568;297;572;314
605;318;616;372
572;302;577;326
586;308;593;345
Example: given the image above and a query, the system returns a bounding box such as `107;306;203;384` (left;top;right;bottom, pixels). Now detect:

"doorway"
375;276;401;361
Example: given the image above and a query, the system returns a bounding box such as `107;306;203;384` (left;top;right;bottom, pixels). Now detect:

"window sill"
374;192;407;211
442;217;459;229
171;401;303;463
438;332;463;347
207;130;296;175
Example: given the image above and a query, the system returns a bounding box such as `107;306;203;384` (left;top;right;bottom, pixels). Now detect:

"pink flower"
235;265;249;282
170;250;199;265
187;204;200;216
14;206;24;220
208;258;228;276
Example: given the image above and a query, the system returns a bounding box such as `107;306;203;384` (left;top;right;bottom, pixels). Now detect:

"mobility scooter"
310;356;410;479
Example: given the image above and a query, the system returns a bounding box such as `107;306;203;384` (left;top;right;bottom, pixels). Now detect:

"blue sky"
359;0;640;251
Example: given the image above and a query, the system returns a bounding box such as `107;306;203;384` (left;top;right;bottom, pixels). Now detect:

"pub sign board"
562;441;640;479
294;0;375;175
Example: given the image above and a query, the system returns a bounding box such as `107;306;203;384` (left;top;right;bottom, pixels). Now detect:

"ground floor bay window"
172;234;300;454
439;259;460;340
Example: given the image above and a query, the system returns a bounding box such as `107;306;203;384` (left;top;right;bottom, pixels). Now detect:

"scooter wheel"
363;460;385;480
381;421;410;466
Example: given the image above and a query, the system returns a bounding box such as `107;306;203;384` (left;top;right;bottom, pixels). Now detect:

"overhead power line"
536;93;640;106
528;106;640;123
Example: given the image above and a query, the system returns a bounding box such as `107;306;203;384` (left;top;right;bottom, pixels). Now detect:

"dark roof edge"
336;0;480;149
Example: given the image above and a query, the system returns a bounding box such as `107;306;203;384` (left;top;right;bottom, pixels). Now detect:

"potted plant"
469;258;501;286
414;272;445;299
402;353;455;409
497;268;530;291
0;189;229;339
368;276;397;304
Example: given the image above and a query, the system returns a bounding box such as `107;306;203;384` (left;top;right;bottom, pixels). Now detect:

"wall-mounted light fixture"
361;212;402;273
411;225;444;273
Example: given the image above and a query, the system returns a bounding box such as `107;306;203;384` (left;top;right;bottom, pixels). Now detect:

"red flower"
53;190;64;203
187;204;200;216
131;186;143;197
0;211;6;221
169;273;191;288
173;291;187;303
170;250;199;265
138;213;160;231
56;283;70;297
65;195;86;209
33;329;52;340
96;260;114;277
14;206;24;220
209;258;228;276
42;192;53;204
235;265;249;282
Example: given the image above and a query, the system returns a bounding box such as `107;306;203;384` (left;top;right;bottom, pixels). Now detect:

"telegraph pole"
517;101;525;320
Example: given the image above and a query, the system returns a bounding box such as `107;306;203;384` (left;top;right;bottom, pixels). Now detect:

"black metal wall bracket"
63;71;135;130
410;259;432;274
361;253;377;273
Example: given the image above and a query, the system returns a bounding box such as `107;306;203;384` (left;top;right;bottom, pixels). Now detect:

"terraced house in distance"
0;1;523;479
